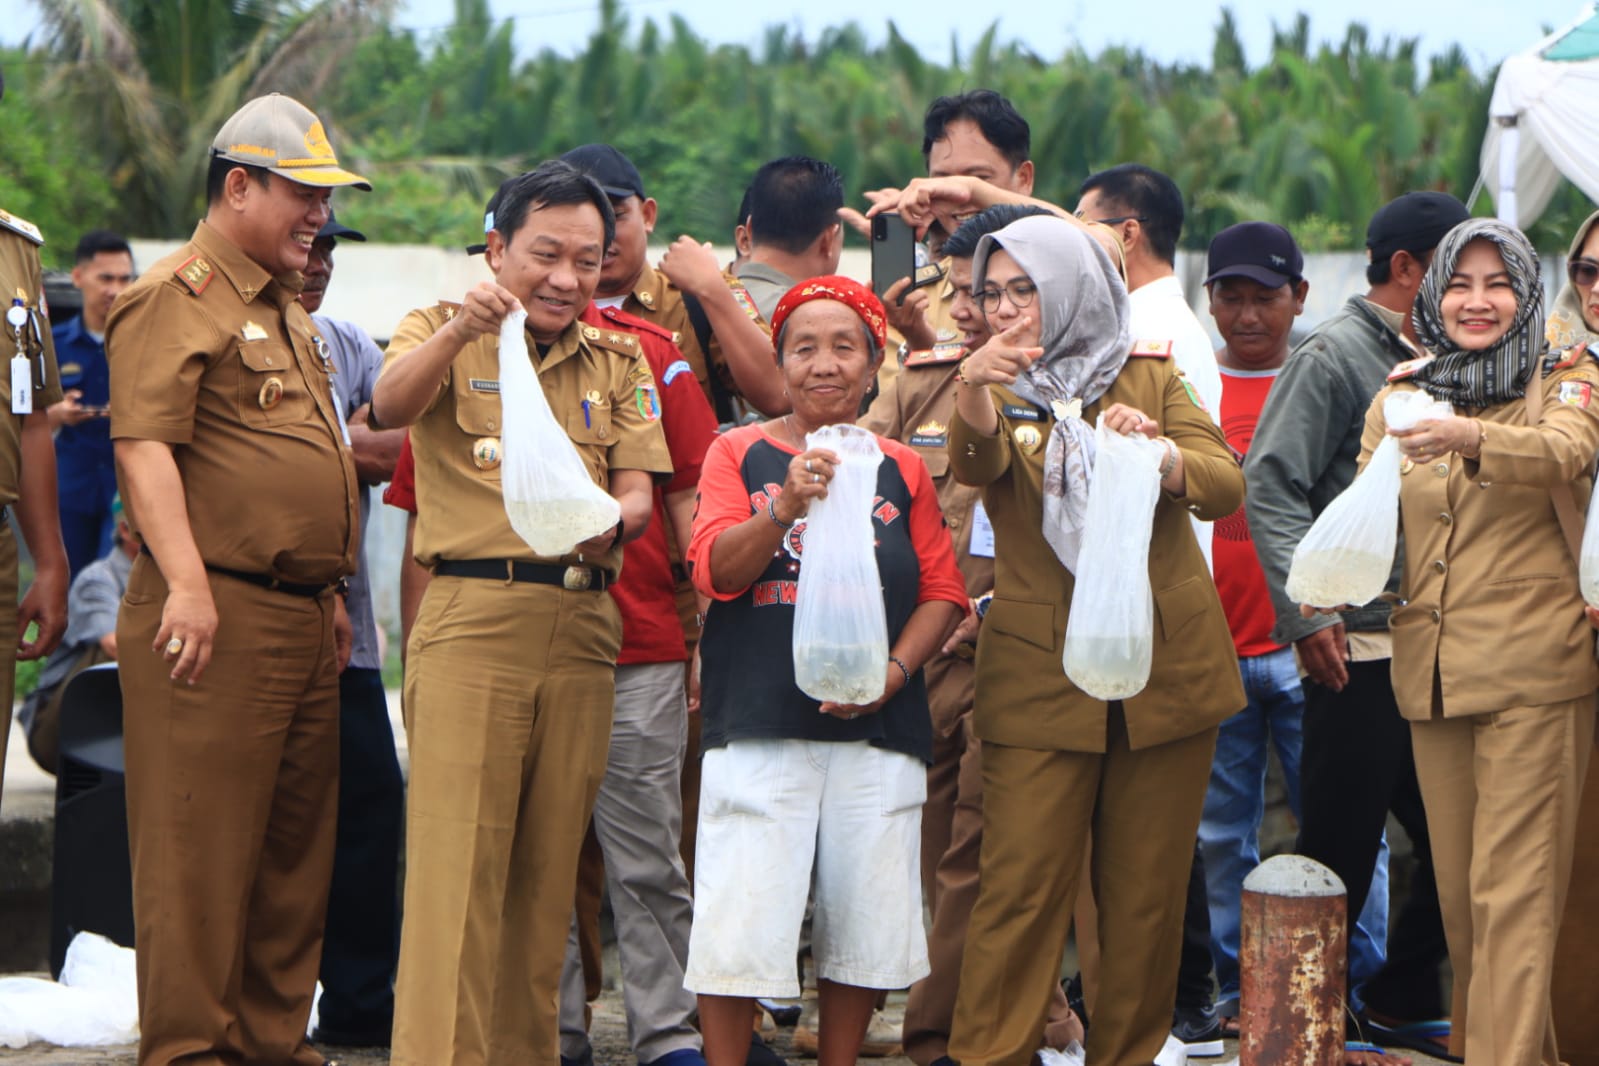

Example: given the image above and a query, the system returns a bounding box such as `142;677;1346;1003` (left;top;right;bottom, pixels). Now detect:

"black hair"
736;184;754;227
74;229;132;264
205;154;272;205
1078;163;1184;265
494;160;616;251
747;157;844;256
921;90;1031;170
941;204;1058;261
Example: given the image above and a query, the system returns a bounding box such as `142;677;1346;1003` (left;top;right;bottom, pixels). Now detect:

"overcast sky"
394;0;1576;69
4;0;1590;68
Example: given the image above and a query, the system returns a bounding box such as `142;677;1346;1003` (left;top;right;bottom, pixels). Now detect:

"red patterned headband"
769;274;889;355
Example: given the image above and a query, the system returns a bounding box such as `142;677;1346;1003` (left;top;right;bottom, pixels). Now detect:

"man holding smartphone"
51;230;133;578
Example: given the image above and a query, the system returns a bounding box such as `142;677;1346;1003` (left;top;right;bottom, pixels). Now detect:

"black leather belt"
139;545;335;598
205;564;333;598
435;558;609;592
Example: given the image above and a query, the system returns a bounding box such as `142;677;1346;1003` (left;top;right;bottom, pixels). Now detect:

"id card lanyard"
6;299;34;415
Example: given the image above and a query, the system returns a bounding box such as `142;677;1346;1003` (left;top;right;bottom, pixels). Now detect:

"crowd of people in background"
4;71;1599;1066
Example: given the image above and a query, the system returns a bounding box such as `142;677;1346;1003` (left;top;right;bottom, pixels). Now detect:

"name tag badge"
969;499;995;558
1001;403;1042;422
11;355;31;414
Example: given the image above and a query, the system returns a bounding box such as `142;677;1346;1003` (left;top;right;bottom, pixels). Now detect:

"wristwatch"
974;592;993;620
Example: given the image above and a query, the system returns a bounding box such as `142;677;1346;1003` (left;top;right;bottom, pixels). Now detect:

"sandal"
1363;1016;1460;1063
1345;1040;1411;1066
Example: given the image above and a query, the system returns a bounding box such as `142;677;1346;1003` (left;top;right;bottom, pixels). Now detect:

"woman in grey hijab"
942;214;1245;1066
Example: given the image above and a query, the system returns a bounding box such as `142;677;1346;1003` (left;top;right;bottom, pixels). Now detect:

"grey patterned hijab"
1412;218;1558;407
1547;209;1599;351
972;215;1132;573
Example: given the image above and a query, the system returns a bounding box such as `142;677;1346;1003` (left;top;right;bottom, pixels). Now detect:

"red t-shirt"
1213;366;1283;657
383;302;718;665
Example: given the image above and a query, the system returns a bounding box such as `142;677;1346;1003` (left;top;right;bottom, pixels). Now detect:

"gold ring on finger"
165;637;184;655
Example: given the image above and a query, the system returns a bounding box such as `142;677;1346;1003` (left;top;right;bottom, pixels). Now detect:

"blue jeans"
1199;647;1390;1014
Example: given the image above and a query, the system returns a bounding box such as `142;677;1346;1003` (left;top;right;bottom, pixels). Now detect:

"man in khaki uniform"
108;93;367;1066
371;160;670;1066
0;205;70;804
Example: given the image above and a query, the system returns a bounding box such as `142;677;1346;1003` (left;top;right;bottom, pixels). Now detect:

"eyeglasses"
1569;257;1599;288
1074;211;1147;227
976;279;1039;313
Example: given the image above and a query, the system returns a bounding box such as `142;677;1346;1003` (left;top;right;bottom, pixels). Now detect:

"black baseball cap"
1366;192;1469;264
316;212;366;242
559;144;646;201
1204;221;1304;288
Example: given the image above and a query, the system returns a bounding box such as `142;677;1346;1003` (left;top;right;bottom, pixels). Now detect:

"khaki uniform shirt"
107;221;358;584
626;263;772;419
1365;351;1599;720
860;346;990;598
948;354;1246;753
0;211;64;505
880;266;963;394
385;307;672;577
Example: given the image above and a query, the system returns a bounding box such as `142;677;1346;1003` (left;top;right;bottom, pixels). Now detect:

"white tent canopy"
1480;4;1599;227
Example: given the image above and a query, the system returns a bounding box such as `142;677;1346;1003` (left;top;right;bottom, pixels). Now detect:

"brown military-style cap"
211;93;372;191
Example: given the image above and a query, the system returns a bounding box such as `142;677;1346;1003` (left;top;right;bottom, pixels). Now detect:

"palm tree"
32;0;392;237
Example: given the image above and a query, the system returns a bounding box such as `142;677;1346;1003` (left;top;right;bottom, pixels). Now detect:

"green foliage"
11;4;1595;253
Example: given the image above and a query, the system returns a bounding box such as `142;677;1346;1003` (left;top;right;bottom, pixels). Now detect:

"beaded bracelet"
767;496;794;529
888;654;912;688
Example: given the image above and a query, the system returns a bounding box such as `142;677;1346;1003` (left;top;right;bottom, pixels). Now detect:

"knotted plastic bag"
793;424;890;704
497;309;620;556
1063;417;1167;700
1287;390;1453;609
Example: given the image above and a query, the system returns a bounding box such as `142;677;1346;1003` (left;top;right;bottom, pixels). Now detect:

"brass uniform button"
258;377;284;410
1430;609;1441;623
598;425;608;439
1434;462;1449;477
1438;512;1453;526
1432;560;1446;574
472;437;502;470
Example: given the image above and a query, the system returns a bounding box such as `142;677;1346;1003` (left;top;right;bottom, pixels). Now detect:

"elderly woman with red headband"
684;276;967;1066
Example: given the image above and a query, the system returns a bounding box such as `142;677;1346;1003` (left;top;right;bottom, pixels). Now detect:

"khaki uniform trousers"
0;527;18;803
391;575;618;1066
119;555;340;1066
1411;694;1596;1066
1554;751;1599;1066
902;653;1081;1066
949;707;1216;1066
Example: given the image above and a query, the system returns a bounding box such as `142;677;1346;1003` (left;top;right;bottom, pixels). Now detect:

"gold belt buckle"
562;566;593;591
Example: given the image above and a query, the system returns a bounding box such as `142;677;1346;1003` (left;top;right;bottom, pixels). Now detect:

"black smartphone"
871;213;943;304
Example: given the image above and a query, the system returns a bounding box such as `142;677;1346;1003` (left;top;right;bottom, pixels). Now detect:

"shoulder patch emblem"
636;383;661;421
175;255;213;296
662;359;693;386
440;301;462;322
729;282;764;324
1559;380;1593;409
1175;369;1208;412
1387;354;1435;382
1130;338;1174;358
0;209;43;245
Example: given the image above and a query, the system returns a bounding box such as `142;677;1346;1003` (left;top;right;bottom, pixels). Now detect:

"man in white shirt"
1075;163;1221;561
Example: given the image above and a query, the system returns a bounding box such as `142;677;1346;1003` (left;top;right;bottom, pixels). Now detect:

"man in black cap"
298;213;407;1050
559;143;785;419
1244;193;1464;1059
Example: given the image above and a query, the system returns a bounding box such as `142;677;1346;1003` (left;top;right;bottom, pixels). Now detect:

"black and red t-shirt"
687;423;967;763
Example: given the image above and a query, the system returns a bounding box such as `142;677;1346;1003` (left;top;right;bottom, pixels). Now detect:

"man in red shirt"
383;295;719;1066
1198;222;1311;1027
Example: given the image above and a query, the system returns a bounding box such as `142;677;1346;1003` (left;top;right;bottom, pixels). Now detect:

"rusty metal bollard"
1238;855;1347;1066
